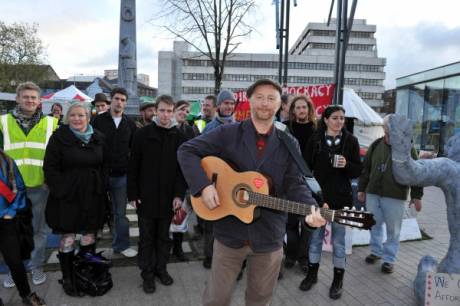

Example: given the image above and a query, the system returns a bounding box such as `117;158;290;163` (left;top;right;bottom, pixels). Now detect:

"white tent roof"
343;88;383;125
42;85;92;103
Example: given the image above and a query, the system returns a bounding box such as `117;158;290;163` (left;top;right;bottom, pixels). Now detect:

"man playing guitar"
178;79;326;306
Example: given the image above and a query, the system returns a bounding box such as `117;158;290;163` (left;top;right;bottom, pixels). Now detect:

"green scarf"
70;124;94;144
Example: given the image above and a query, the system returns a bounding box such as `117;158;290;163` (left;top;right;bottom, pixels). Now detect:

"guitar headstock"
332;206;375;230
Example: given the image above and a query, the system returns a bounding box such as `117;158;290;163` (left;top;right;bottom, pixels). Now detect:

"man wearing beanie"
202;89;236;134
199;89;236;269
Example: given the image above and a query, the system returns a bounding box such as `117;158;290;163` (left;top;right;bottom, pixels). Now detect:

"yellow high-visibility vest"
0;114;57;187
194;119;207;133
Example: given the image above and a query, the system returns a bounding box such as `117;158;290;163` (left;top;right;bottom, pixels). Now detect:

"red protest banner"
233;84;335;121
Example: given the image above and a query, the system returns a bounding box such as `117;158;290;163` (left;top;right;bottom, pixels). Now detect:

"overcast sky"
1;0;459;89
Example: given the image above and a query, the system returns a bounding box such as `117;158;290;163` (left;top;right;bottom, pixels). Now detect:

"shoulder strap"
277;129;324;204
277;129;313;177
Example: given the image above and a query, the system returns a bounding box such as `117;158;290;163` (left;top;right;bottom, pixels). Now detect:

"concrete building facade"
158;19;386;112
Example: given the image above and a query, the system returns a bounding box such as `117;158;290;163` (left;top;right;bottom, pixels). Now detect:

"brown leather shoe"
365;254;381;264
381;262;394;274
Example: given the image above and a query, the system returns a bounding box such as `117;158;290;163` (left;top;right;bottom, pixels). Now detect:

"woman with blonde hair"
44;102;107;296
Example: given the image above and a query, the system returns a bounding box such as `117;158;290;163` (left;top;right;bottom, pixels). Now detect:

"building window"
358;92;382;100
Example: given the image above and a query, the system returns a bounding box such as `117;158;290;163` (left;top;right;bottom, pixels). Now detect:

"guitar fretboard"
248;191;335;222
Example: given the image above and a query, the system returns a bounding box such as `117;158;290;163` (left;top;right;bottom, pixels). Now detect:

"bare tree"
157;0;256;94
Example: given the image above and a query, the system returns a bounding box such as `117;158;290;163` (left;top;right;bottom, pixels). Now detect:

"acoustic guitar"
190;156;375;230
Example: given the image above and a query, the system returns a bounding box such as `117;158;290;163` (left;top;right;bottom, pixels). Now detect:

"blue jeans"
309;222;346;269
109;176;130;252
366;193;405;264
28;186;50;270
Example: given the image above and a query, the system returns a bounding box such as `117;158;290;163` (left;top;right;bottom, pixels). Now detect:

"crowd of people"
0;79;423;306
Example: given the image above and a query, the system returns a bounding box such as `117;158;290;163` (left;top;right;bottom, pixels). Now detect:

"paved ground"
0;186;450;306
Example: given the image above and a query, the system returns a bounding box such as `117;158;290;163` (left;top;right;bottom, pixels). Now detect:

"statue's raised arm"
388;114;457;188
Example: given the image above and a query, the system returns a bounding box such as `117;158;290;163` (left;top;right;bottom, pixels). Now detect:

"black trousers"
0;219;31;298
137;216;171;279
285;213;311;263
203;220;214;258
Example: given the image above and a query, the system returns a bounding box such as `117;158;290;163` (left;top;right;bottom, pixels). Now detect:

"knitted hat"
216;89;235;106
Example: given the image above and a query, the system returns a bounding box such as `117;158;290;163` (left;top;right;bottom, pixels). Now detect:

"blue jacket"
0;157;26;218
178;119;317;252
202;115;235;134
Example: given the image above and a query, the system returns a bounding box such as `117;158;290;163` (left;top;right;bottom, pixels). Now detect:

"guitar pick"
253;178;264;189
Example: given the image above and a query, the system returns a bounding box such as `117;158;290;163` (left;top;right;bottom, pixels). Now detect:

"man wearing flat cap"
136;101;156;128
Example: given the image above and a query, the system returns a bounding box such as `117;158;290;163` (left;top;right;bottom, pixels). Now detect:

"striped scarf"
11;106;43;135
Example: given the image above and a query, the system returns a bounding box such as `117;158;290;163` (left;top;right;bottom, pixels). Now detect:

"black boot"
299;263;319;291
172;233;188;262
329;268;344;300
57;251;82;297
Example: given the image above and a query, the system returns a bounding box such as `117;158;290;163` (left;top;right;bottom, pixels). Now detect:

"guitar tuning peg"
352;206;356;211
360;207;364;212
344;206;350;210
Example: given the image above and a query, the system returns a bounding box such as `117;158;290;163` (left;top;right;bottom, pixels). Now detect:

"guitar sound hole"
232;184;252;208
236;188;249;204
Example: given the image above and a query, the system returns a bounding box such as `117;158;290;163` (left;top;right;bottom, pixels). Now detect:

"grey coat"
177;119;316;253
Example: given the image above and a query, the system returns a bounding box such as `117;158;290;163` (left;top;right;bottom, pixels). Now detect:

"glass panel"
421;80;444;151
407;83;425;149
395;89;409;117
441;75;460;154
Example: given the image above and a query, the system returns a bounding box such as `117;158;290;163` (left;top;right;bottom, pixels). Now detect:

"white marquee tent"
342;88;384;148
41;85;92;114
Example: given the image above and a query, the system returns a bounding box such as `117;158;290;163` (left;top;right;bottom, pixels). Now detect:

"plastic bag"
170;197;192;233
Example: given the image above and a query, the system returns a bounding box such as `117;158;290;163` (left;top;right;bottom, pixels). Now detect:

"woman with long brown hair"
282;94;317;273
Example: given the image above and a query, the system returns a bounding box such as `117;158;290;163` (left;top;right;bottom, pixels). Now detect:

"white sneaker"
31;269;47;286
120;248;138;258
3;273;15;288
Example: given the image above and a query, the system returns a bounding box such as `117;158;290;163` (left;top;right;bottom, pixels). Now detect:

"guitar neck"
248;191;335;222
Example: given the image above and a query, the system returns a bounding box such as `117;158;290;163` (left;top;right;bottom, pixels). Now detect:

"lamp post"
329;0;358;105
276;0;296;87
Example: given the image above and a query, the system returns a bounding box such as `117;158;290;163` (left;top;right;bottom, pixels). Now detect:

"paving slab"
0;186;450;306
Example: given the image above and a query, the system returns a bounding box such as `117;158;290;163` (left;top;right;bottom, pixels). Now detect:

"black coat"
178;123;197;141
127;122;187;219
305;128;362;210
44;125;107;233
92;112;137;177
283;120;316;161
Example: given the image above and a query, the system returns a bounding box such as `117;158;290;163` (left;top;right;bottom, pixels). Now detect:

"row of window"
294;30;374;52
306;43;375;51
358;92;382;100
182;73;383;86
183;59;383;72
182;86;382;100
310;30;374;39
182;87;246;95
